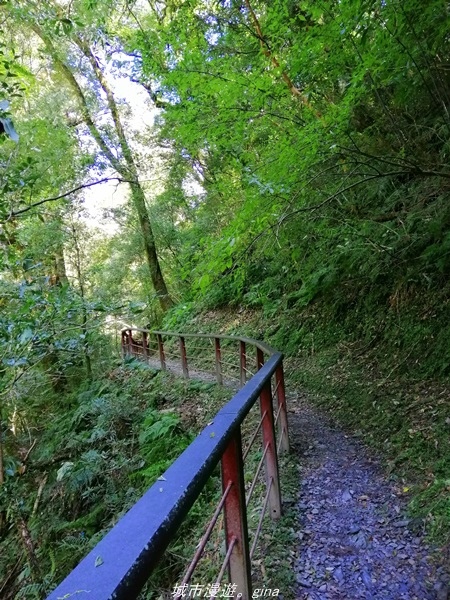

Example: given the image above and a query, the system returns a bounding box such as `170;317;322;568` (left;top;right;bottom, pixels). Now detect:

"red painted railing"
47;328;289;600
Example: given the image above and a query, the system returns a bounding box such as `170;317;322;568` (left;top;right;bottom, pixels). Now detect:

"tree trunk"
71;222;93;379
31;24;174;312
54;245;69;286
72;36;175;311
17;514;41;582
130;183;173;311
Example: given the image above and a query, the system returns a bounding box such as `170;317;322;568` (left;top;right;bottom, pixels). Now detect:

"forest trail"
142;352;449;598
144;354;241;388
288;392;449;600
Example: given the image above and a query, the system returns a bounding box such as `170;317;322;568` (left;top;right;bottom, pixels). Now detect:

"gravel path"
145;356;239;389
289;394;449;600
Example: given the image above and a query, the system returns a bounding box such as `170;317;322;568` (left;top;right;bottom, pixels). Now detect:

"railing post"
157;334;166;370
221;429;252;600
256;347;264;371
260;380;282;520
240;341;246;388
275;363;289;453
127;329;133;357
121;330;127;358
214;338;223;385
142;331;149;360
179;336;189;379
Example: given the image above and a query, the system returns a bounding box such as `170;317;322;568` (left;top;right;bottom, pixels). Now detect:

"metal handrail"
46;328;289;600
122;327;278;356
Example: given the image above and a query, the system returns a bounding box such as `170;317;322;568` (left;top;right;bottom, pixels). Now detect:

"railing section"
47;328;290;600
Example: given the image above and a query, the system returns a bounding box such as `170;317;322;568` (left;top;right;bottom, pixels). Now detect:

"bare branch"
277;171;411;227
338;144;450;179
229;169;420;271
3;177;131;222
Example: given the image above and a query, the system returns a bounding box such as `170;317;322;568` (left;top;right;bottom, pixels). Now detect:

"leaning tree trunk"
73;33;174;311
31;24;174;312
70;221;93;380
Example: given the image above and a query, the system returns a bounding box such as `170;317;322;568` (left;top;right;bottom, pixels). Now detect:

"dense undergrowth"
0;360;232;599
0;350;300;599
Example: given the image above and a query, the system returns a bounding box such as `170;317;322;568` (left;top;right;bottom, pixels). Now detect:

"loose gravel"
289;394;449;600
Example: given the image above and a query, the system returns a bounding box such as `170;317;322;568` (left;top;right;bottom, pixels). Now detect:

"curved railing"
47;328;289;600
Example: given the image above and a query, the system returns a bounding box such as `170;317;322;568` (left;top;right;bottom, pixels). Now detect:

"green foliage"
410;478;450;540
0;37;31;144
134;409;192;483
129;0;450;334
0;364;205;598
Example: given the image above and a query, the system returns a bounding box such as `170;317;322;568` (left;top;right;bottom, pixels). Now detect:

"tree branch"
230;169;419;270
73;34;137;178
3;177;131;221
30;24;125;174
277;171;412;227
129;77;168;108
338;144;450;179
242;0;318;113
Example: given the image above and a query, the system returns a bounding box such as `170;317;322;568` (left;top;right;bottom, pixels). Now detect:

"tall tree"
2;0;173;311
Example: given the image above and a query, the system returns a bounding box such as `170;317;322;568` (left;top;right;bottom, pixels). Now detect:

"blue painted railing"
46;329;289;600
